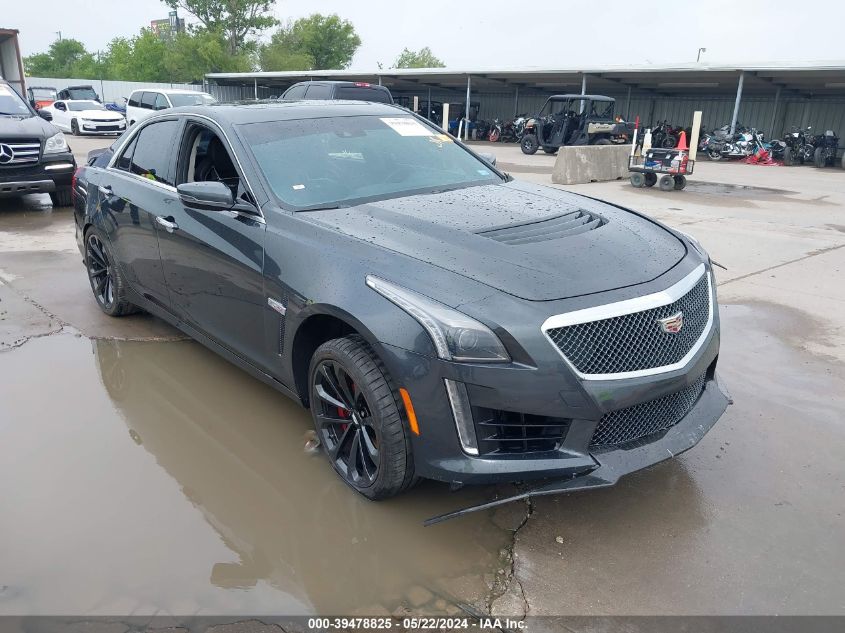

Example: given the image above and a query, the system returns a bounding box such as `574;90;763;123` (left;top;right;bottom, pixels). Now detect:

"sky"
6;0;845;69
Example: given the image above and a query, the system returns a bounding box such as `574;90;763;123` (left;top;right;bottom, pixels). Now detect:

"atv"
520;94;633;155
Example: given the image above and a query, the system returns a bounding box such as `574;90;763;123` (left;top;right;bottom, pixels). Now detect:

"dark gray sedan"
73;101;729;517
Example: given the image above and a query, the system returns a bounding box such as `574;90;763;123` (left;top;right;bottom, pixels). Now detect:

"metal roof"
207;61;845;97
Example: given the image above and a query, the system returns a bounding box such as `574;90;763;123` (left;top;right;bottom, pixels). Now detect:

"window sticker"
380;117;434;136
292;184;305;190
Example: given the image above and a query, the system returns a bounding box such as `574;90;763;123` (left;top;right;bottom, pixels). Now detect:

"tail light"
71;168;80;199
354;82;371;87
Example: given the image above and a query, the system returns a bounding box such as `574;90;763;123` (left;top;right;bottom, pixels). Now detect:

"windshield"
31;88;57;99
0;84;32;116
168;93;217;107
68;87;97;100
240;115;502;209
68;100;105;111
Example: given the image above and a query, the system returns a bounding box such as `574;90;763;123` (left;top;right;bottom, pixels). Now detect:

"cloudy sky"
7;0;845;69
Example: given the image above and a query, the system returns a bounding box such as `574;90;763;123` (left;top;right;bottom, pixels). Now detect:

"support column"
377;76;382;86
465;75;471;141
580;74;587;113
768;86;781;138
514;85;519;116
427;87;432;120
729;72;745;136
253;78;258;100
625;86;631;120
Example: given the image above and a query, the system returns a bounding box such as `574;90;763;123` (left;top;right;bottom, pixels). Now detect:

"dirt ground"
0;135;843;618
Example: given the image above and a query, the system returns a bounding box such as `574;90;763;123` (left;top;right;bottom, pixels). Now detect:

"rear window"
167;93;216;107
128;92;141;107
140;92;156;109
304;84;332;99
283;85;307;99
67;87;98;100
335;86;393;104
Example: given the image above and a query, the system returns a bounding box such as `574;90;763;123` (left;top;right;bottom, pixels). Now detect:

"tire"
841;153;845;170
520;134;539;155
308;335;416;500
644;173;657;187
673;175;687;190
707;148;722;161
49;187;73;207
629;173;645;188
658;174;675;191
661;135;677;149
592;138;612;145
84;228;139;317
71;119;79;136
783;148;793;166
814;147;825;168
542;146;558;154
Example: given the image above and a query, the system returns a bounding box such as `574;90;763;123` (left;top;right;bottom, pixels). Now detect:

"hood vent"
477;210;606;245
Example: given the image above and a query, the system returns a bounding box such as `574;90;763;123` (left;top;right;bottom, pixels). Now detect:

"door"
93;119;182;310
51;101;70;131
126;92;142;124
156;120;268;367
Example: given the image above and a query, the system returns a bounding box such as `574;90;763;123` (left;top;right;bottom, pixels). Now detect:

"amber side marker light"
399;388;420;435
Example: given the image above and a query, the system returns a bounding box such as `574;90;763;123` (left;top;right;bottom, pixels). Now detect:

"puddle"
0;335;510;615
683;182;792;197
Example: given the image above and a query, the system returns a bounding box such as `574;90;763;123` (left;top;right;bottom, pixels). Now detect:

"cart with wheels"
629;148;694;191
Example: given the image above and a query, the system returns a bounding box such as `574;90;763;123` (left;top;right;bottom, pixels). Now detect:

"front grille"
546;271;711;376
0;139;41;165
590;373;707;448
473;407;570;455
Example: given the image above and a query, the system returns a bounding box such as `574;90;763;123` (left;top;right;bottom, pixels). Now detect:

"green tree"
163;0;278;54
260;14;361;71
393;47;445;69
166;29;255;81
100;30;169;82
23;38;97;78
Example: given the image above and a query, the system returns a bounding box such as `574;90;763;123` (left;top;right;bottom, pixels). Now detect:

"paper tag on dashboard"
380;117;433;136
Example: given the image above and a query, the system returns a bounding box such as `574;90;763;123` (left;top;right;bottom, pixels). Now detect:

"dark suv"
281;81;393;104
0;80;76;206
57;85;100;102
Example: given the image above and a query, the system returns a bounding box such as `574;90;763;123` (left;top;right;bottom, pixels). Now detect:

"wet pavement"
1;138;844;617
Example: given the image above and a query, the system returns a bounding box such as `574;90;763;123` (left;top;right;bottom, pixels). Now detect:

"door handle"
155;216;179;233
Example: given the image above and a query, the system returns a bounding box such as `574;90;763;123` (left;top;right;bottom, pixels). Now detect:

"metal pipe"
768;86;781;138
729;72;744;136
580;74;587;113
465;75;471;141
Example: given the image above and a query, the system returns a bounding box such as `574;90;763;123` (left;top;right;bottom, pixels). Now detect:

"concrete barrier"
552;144;631;185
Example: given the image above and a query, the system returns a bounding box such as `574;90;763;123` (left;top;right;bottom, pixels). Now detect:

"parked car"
57;85;100;102
281;80;393;104
125;89;216;125
41;99;127;136
26;85;58;110
73;101;728;516
0;79;76;206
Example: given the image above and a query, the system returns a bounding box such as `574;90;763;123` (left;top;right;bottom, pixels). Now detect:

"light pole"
55;31;62;42
696;47;707;62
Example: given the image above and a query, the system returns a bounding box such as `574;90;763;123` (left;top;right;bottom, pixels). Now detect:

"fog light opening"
444;379;478;455
399;387;420;436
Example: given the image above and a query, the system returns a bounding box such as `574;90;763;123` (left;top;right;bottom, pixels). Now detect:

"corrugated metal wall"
25;76;260;104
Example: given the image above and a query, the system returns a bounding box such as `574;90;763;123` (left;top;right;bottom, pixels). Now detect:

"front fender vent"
477;210;606;245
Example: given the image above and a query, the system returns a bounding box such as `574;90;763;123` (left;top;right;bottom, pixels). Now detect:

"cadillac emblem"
657;311;684;334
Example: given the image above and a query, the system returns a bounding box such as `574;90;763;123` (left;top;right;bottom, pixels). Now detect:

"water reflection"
93;339;508;614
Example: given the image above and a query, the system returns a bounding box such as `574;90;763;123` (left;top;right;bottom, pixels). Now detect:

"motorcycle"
474;119;491;141
808;129;840;168
488;118;503;142
651;120;678;148
782;126;814;165
700;126;761;160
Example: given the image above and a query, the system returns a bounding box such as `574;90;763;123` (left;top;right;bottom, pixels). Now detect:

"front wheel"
783;148;793;166
71;119;79;136
814;147;825;168
707;148;722;161
658;174;675;191
661;135;677;148
629;172;645;188
673;175;687;190
50;187;73;207
644;173;657;187
489;128;500;143
309;335;416;500
521;134;539;155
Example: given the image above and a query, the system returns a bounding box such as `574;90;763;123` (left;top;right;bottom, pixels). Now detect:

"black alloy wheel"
308;336;416;499
521;134;539;155
85;230;138;316
313;359;381;487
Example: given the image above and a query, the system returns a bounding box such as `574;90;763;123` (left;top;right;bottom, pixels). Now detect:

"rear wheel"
592;138;612;145
661;135;677;148
70;119;79;135
488;128;500;143
673;175;687;190
644;173;657;187
629;173;645;188
707;148;722;161
309;335;416;500
814;147;825;168
783;148;793;166
85;229;139;317
50;187;73;207
542;146;558;154
658;174;675;191
521;134;539;155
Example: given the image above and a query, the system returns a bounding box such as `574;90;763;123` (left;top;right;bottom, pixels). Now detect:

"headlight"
44;132;68;154
366;275;510;363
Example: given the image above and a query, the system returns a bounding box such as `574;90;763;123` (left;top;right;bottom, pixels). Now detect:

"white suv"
125;89;216;125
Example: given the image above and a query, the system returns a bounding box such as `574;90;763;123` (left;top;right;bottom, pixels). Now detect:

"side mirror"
177;181;234;209
478;152;497;166
38;109;52;121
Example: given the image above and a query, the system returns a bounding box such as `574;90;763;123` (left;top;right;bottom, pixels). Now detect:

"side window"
115;135;138;171
140;92;156;110
127;92;140;107
181;124;248;202
284;84;307;99
304;84;332;99
130;120;180;186
154;93;169;111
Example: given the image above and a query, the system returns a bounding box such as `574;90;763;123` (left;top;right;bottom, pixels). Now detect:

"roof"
174;99;404;124
548;94;615;101
206;61;845;97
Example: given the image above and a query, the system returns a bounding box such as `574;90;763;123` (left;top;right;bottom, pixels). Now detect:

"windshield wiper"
296;203;343;212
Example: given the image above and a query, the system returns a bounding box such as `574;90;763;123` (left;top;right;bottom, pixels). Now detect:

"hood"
76;110;124;121
306;181;686;301
0;114;58;140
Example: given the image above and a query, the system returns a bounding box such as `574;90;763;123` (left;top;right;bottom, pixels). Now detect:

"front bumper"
0;152;76;197
79;121;126;135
